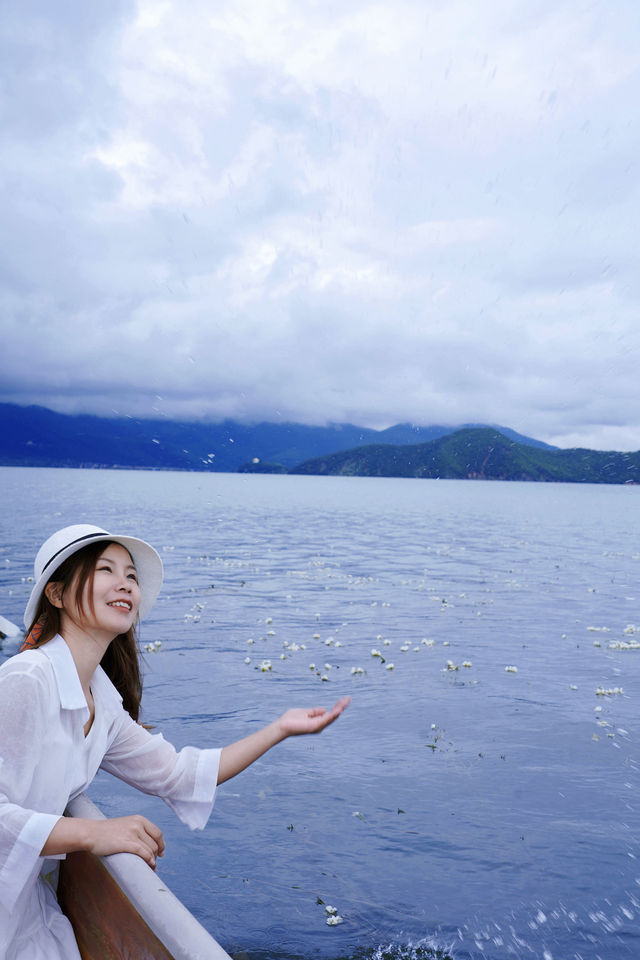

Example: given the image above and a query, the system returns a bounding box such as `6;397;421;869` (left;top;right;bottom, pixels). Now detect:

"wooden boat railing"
60;793;232;960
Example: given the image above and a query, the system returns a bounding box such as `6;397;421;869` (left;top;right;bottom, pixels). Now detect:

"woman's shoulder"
0;646;56;689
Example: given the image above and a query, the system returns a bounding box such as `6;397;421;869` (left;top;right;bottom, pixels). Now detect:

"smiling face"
47;542;142;641
87;544;142;635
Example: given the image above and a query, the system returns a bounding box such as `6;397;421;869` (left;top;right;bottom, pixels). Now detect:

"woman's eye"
127;573;138;582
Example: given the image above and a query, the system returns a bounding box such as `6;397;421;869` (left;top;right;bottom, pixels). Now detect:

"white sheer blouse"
0;633;220;959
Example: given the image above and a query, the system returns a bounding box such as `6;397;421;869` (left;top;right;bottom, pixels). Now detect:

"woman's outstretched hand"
276;696;351;738
217;695;351;784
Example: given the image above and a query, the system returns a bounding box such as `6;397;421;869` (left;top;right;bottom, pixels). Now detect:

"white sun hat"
24;523;164;628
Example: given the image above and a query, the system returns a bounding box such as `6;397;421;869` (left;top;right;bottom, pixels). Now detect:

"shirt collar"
91;661;124;711
40;633;125;719
40;633;88;712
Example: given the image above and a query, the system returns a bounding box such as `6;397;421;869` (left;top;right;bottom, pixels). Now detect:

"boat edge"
65;793;232;960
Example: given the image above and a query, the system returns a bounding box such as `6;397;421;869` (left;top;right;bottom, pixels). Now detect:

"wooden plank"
58;850;175;960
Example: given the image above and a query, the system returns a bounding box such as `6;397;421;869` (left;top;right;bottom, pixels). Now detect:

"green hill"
290;428;640;484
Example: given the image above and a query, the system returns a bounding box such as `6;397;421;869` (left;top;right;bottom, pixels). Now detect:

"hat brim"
23;532;163;629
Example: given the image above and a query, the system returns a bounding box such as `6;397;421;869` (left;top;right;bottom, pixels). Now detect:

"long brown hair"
24;540;144;720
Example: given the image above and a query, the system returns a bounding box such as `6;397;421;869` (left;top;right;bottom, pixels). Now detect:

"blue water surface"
1;468;639;960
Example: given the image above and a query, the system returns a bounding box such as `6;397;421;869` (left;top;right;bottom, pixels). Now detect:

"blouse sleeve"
0;668;62;913
100;708;221;830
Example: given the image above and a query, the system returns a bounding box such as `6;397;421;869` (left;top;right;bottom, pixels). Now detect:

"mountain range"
0;403;551;472
1;403;637;484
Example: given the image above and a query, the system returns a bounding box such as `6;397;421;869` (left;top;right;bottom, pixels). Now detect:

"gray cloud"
1;0;639;450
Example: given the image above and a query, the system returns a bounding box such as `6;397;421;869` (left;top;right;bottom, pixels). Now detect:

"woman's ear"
44;581;64;609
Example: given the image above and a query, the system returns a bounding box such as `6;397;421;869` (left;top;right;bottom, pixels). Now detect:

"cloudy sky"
1;0;639;450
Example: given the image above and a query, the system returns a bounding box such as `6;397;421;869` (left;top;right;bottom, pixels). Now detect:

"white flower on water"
325;905;337;915
244;657;251;664
259;660;272;672
309;663;316;670
326;915;344;926
505;665;518;673
463;661;472;668
386;663;395;671
371;649;382;658
351;666;364;675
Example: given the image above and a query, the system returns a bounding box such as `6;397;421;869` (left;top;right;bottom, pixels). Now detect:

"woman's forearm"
41;815;94;856
217;719;285;784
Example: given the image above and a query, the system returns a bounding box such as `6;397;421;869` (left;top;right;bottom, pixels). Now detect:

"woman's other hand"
42;814;165;870
86;815;165;868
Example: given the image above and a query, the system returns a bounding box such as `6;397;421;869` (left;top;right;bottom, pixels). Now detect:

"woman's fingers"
129;815;165;867
144;817;165;857
331;695;351;716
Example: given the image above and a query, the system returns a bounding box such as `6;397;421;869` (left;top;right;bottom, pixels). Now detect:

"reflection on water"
1;469;639;959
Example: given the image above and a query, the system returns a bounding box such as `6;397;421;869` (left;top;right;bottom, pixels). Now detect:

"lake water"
1;467;639;960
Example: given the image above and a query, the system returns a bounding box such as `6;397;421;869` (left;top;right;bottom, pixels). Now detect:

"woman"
0;524;350;959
